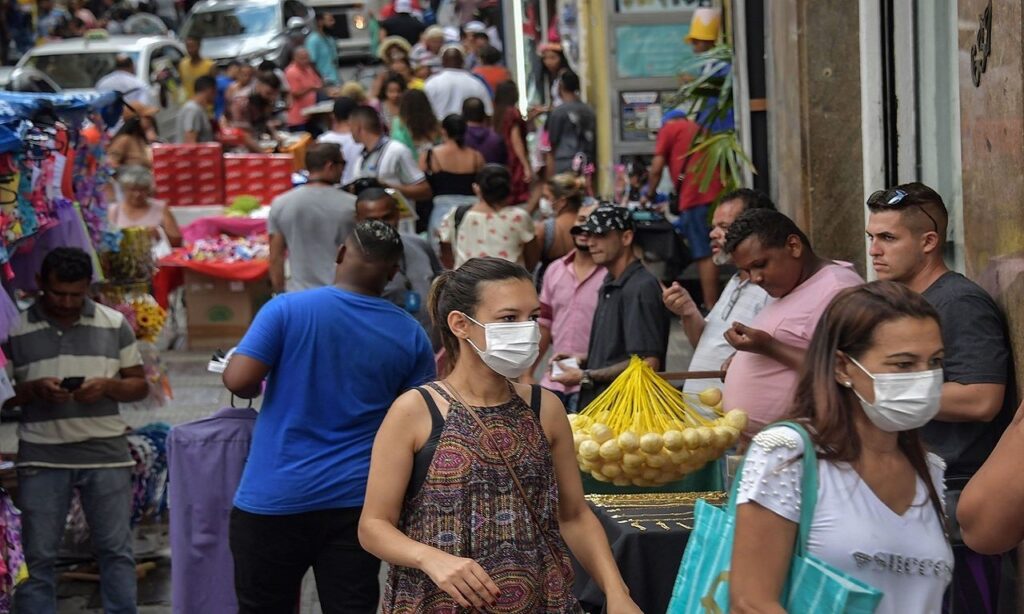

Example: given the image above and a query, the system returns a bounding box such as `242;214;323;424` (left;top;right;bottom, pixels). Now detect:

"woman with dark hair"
359;257;642;613
535;172;585;265
391;88;439;154
493;81;532;206
729;281;952;613
373;72;407;130
106;115;152;170
532;42;568;109
420;114;484;244
436;165;539;270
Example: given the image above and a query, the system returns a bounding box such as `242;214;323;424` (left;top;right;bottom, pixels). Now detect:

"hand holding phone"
59;377;85;392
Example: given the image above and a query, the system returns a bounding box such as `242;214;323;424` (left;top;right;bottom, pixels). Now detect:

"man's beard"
712;249;731;266
574;241;590;253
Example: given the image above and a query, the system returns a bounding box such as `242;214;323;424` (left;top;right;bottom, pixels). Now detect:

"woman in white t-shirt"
438;164;538;270
731;281;952;613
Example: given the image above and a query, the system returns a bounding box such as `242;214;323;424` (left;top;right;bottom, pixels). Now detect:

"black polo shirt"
582;260;670;405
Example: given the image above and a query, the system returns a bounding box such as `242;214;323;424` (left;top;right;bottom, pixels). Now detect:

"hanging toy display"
570;356;748;487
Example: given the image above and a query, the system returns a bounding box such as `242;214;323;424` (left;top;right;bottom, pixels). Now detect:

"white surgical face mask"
462;314;540;379
538;197;554;217
846;355;943;432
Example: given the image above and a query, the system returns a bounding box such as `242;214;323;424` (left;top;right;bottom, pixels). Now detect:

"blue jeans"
14;466;136;614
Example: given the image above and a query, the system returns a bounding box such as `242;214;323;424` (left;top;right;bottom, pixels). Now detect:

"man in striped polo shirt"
3;247;147;614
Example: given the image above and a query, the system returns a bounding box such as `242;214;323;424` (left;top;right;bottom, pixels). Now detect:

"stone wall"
958;0;1024;391
766;0;867;275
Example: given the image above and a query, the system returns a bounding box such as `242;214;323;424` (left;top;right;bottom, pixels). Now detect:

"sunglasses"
867;188;939;234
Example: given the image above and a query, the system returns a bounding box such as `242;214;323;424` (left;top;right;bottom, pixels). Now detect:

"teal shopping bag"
666;421;883;613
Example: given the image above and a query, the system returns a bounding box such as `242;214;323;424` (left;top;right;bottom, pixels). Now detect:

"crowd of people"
4;3;1024;614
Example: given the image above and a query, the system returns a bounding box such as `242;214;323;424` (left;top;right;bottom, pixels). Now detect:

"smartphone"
60;377;85;392
551;357;580;378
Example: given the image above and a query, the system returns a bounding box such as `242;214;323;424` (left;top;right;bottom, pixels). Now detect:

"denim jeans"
14;466;136;614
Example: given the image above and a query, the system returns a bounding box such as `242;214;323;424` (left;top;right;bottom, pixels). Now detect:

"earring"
842;381;853;388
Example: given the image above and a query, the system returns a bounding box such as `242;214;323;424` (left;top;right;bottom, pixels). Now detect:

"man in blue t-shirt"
223;220;436;612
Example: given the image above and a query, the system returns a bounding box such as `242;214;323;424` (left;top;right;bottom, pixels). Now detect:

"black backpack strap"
451;204;474;256
454;204;473;229
530;384;542;418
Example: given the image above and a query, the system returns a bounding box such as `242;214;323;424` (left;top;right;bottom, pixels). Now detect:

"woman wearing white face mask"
359;258;641;613
534;173;586;287
729;281;952;614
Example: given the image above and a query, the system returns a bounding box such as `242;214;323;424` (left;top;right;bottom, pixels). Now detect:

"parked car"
11;34;186;138
180;0;314;68
305;0;373;62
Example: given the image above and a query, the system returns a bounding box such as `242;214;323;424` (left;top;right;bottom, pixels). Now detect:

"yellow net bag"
569;356;748;487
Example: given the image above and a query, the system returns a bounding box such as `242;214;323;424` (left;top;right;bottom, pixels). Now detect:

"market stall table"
573;491;727;613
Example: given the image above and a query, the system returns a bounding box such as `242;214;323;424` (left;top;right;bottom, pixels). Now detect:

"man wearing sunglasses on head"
661;188;775;411
866;182;1016;614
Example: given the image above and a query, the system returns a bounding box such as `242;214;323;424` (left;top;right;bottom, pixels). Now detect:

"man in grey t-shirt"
269;143;356;293
354;188;441;346
545;71;595;176
176;75;216;144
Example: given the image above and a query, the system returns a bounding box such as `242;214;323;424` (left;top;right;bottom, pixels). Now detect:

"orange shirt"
473;65;511;94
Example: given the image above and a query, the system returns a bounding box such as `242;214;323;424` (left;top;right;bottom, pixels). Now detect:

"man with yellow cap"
686;7;721;54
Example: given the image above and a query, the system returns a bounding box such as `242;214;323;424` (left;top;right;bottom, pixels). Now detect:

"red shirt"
654;118;723;210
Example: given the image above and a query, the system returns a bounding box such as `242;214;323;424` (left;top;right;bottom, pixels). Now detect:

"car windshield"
181;5;279;38
24;51;141;90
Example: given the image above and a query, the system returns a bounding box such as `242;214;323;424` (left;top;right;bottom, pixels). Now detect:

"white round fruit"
590;422;614;444
640;432;664;454
681;428;702;450
663;429;685;451
599;440;623;461
617;431;641;452
578;439;601;461
622;452;645;469
600;463;623;479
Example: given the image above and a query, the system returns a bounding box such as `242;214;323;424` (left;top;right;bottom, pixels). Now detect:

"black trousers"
229;506;381;614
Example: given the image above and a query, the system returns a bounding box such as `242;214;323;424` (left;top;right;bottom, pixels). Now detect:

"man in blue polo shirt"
223;220;435;613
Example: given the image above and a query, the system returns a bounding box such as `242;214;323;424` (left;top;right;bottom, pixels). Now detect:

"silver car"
180;0;315;68
12;34;187;138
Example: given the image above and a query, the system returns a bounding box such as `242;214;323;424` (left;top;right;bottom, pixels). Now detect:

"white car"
12;34;188;139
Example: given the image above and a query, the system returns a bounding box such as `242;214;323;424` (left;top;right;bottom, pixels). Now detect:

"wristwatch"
580;370;594;389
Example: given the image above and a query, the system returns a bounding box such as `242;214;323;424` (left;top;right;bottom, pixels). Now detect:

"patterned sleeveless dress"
383;382;582;613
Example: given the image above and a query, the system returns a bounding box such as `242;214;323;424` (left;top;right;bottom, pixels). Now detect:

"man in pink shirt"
526;204;604;411
285;48;324;133
721;208;863;435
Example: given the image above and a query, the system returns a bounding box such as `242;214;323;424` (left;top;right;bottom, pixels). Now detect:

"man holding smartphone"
3;247;148;614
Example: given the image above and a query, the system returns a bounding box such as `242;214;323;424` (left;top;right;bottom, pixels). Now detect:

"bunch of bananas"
570;356;748;488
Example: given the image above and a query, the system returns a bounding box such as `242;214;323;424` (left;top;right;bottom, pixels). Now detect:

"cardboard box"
183;271;271;350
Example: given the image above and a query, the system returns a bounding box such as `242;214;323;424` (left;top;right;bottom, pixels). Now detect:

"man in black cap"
551;204;670;406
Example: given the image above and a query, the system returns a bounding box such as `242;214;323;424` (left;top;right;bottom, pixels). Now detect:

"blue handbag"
667;421;883;613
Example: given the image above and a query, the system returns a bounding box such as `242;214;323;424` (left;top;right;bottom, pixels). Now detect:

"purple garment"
464;125;507;165
168;407;257;614
9;199;96;292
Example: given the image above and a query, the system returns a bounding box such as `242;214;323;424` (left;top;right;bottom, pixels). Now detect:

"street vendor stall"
574;491;727;613
158;215;271;350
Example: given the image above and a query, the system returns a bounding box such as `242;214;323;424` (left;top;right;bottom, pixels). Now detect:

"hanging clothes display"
0;489;27;612
167;407;257;614
63;423;171;546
